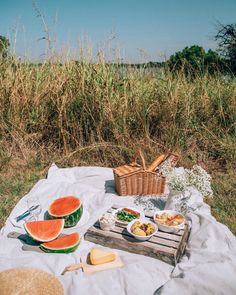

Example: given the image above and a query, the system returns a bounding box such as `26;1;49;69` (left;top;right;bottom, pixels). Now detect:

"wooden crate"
84;204;190;266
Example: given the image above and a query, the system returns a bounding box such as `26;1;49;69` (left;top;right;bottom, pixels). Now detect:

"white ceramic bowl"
99;213;116;231
127;218;158;241
153;210;185;233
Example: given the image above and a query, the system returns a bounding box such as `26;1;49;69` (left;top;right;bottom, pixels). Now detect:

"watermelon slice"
48;196;83;228
40;232;80;253
24;219;64;242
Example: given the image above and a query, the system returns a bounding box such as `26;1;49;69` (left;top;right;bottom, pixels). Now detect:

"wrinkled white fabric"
0;164;235;295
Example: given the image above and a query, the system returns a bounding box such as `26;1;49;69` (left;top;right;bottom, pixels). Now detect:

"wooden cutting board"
61;252;124;275
79;253;124;274
7;231;67;253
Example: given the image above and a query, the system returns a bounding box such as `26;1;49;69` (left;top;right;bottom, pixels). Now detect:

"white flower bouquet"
159;159;213;197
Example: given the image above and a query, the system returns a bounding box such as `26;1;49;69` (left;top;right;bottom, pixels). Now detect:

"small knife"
15;205;40;222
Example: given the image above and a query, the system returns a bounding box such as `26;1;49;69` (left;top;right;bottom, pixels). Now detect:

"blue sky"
1;0;236;62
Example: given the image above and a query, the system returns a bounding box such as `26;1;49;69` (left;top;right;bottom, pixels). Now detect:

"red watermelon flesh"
40;232;80;253
24;219;64;242
49;196;81;216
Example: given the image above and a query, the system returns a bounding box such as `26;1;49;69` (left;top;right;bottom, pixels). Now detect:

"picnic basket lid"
113;163;142;177
0;267;64;295
113;149;169;177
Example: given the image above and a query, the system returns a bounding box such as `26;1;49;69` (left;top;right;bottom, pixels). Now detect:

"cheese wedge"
90;248;116;265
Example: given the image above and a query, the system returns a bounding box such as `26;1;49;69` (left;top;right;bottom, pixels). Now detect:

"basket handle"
131;149;147;170
146;154;167;172
131;150;179;172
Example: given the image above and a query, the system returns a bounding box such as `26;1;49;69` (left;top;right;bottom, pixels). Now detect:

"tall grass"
1;55;235;164
0;54;236;232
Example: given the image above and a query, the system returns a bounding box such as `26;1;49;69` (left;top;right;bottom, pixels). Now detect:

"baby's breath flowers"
159;160;213;197
186;165;213;197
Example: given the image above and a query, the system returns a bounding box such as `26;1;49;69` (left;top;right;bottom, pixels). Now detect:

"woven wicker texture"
113;150;168;196
0;268;64;295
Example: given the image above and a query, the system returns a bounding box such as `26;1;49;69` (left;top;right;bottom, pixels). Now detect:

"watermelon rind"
48;197;83;228
24;219;64;242
40;242;80;254
39;233;80;253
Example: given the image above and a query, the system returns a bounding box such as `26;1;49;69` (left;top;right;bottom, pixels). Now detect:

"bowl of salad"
112;207;145;225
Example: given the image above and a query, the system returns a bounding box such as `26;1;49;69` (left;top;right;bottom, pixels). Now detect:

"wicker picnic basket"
113;150;179;196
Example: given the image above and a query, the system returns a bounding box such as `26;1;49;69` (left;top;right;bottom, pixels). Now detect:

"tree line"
168;23;236;75
1;23;236;75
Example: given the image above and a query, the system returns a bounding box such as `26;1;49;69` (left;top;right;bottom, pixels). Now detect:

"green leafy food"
116;210;139;222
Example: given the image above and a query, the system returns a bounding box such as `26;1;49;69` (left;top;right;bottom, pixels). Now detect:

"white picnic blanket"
0;164;236;295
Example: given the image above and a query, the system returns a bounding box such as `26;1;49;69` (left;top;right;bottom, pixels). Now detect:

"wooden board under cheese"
61;249;124;275
80;253;123;274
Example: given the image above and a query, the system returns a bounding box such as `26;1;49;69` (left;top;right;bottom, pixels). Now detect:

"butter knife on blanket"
15;205;40;222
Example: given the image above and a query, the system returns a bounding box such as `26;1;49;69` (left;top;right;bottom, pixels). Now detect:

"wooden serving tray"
84;204;190;266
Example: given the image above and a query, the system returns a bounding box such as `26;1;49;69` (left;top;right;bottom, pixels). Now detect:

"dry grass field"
0;56;235;233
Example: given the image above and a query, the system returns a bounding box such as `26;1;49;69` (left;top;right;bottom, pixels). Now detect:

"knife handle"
16;211;30;222
61;263;83;275
15;205;40;222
